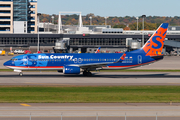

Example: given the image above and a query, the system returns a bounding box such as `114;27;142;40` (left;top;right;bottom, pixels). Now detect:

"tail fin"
134;23;168;56
95;47;101;53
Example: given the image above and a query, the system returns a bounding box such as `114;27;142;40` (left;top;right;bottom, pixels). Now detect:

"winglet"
95;47;101;53
116;51;127;63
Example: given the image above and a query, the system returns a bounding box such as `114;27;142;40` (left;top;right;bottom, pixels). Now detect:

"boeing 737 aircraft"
4;23;168;76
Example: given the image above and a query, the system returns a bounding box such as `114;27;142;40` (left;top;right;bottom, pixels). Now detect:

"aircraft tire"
19;72;23;77
87;72;92;76
83;71;88;76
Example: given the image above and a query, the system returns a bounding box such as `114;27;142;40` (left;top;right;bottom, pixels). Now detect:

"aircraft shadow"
0;73;180;78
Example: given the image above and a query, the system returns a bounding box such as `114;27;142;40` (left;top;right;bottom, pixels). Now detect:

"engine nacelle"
63;66;81;74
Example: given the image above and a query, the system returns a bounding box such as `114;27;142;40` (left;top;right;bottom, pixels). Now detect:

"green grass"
0;69;13;72
0;86;180;103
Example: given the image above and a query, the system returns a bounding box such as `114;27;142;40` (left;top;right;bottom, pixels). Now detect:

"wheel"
83;71;88;76
19;72;23;76
83;71;92;76
87;72;92;76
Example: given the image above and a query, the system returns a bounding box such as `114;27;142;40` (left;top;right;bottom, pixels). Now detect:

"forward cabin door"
23;56;29;70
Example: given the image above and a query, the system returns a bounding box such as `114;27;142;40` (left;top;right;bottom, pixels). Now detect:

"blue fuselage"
4;52;162;71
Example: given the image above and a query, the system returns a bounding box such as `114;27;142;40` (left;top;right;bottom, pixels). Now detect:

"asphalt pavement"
0;72;180;86
0;103;180;120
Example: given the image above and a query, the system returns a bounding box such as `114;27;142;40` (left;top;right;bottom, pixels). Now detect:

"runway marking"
20;104;31;107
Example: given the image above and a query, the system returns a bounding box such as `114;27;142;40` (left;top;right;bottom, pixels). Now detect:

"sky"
38;0;180;17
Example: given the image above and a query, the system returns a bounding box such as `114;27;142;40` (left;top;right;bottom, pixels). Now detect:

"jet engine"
63;66;81;74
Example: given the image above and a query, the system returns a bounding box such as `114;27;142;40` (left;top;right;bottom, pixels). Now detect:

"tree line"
39;13;180;30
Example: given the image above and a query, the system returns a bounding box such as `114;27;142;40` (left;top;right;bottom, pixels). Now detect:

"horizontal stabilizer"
150;54;164;60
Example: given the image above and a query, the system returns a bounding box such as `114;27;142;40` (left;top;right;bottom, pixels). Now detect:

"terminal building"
0;32;180;53
0;0;37;33
0;8;179;54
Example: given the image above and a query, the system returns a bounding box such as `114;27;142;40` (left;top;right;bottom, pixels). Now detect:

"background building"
28;0;37;33
0;8;179;55
0;0;37;34
0;0;13;33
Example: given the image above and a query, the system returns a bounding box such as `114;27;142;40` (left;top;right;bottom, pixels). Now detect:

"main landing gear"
83;71;92;76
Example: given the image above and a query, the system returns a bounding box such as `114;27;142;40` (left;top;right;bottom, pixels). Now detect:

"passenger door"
138;55;142;64
23;56;28;65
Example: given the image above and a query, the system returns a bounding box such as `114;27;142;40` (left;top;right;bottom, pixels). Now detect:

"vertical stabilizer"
142;23;168;56
131;23;168;56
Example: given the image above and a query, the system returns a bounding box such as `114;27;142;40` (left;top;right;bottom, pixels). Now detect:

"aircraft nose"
3;60;11;66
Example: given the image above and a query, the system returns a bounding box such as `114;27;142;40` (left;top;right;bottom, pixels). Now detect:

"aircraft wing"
67;52;127;70
68;62;114;70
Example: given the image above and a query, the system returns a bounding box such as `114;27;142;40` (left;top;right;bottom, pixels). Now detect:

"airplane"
4;23;168;76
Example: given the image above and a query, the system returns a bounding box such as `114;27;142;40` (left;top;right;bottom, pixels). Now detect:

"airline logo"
38;55;74;60
143;23;168;56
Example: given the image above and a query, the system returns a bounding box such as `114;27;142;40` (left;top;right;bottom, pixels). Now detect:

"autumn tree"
39;13;180;27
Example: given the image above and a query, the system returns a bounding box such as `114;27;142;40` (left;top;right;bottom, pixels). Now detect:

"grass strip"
0;69;13;72
0;86;179;103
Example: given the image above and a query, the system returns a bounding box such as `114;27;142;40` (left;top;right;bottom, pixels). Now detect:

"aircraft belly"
6;66;29;70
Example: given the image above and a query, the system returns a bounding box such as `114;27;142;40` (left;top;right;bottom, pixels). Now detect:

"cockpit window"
11;59;18;61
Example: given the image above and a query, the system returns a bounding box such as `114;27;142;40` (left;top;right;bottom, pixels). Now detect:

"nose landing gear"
19;72;23;77
14;70;23;77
